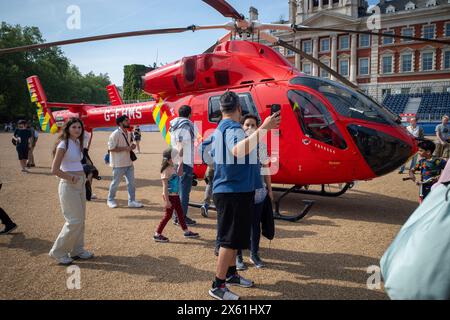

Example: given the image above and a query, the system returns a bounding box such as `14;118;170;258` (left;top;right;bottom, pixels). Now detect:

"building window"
339;35;349;50
445;23;450;37
303;40;312;54
401;53;413;72
359;34;370;48
382;89;391;97
401;88;411;94
339;59;349;76
401;27;414;42
426;0;437;7
303;63;312;75
383;30;394;45
405;1;416;10
386;5;396;13
443;50;450;69
359;58;369;75
382;55;393;74
320;60;330;78
423;25;435;40
421;52;434;71
320;38;330;52
286;49;294;56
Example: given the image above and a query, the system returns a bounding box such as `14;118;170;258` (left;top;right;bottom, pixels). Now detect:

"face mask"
245;128;256;136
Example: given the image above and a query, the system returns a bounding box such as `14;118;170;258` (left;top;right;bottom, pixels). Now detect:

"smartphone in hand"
271;104;281;115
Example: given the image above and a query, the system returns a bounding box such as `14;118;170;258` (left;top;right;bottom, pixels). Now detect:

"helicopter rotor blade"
277;39;359;89
202;0;244;20
293;25;450;45
259;31;358;89
0;24;233;55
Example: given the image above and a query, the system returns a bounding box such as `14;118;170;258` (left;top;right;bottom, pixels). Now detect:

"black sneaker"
185;217;197;226
226;273;254;288
173;219;179;226
208;283;239;300
200;205;208;218
0;223;17;235
153;234;169;243
184;231;199;238
236;255;247;271
250;254;265;268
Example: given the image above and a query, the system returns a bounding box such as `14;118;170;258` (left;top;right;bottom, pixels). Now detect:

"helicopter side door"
287;87;357;183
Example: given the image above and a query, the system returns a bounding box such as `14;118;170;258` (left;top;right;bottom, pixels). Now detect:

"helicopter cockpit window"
208;93;260;123
288;90;347;149
289;76;400;125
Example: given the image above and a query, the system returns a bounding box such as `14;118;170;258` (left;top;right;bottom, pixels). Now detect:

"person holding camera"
107;115;143;209
207;91;280;301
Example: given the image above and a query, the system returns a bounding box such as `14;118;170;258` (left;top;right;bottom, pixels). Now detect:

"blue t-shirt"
208;119;262;194
161;166;179;194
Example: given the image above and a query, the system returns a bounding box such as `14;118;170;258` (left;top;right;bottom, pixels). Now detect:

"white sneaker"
128;201;143;208
91;194;97;200
56;256;74;265
107;200;118;208
72;251;94;260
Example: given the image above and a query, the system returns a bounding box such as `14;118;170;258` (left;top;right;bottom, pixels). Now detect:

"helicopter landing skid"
272;186;314;222
272;182;354;198
188;184;315;223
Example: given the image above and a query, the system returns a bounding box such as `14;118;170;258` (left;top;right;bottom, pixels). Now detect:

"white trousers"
49;176;86;259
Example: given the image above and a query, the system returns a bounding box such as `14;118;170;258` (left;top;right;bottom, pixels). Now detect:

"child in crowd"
409;140;447;202
154;148;199;242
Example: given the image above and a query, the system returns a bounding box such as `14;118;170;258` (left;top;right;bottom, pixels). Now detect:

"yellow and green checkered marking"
152;98;172;145
27;82;58;134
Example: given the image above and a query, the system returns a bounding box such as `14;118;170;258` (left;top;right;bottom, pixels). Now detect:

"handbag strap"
121;131;130;147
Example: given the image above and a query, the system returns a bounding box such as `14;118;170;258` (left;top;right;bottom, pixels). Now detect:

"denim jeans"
236;200;264;257
174;163;193;219
107;165;136;203
399;153;418;173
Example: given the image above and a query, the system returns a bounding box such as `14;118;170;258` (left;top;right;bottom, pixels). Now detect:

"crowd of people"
2;98;449;300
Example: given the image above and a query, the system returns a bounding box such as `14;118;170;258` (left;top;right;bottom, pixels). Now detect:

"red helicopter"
4;0;449;221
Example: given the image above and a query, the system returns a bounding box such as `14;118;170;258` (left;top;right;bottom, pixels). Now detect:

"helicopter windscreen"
288;90;347;150
289;76;400;125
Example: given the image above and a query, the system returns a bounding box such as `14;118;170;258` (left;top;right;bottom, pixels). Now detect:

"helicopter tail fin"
106;84;124;106
26;76;58;134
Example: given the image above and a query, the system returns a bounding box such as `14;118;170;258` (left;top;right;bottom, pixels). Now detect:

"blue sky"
1;0;379;86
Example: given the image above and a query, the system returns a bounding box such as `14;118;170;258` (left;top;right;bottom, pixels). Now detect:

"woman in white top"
49;118;94;265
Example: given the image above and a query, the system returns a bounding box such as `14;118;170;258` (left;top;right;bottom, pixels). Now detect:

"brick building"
272;0;450;102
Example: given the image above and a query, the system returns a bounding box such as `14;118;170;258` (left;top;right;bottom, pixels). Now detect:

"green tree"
0;22;111;122
122;64;154;102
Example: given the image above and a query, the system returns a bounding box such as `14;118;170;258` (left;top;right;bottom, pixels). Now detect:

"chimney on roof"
249;6;258;21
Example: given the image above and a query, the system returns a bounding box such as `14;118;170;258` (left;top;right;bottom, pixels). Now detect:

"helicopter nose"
347;124;414;176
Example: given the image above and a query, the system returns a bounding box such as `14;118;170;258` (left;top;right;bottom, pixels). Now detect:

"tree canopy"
0;22;111;122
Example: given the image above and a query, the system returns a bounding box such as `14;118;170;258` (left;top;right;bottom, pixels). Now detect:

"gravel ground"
0;132;419;300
